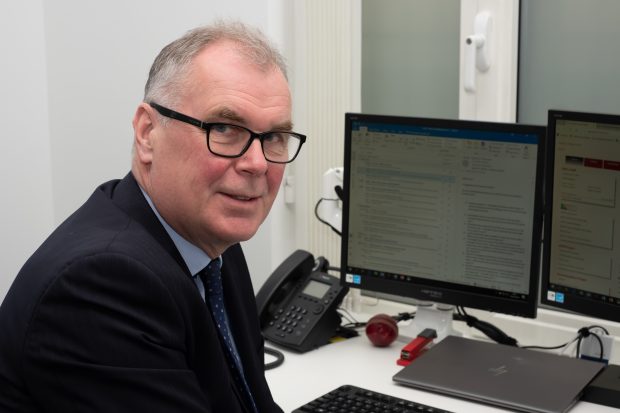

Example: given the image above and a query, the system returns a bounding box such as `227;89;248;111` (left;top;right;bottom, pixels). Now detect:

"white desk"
266;298;620;413
266;335;618;413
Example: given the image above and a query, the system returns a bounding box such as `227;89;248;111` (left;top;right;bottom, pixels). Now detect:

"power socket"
580;333;614;363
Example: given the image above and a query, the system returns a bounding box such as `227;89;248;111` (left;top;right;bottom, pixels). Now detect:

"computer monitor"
541;110;620;323
340;113;545;340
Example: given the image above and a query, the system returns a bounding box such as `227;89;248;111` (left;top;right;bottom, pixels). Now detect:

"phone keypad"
269;304;311;338
263;272;347;352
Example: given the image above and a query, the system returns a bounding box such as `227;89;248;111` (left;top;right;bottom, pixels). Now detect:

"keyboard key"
292;385;454;413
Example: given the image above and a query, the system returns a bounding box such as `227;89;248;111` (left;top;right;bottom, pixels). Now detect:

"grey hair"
144;20;288;109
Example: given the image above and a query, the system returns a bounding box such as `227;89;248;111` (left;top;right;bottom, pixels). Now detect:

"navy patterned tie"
200;260;258;413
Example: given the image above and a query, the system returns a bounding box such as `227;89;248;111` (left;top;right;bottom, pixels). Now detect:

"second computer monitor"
542;110;620;323
340;113;545;323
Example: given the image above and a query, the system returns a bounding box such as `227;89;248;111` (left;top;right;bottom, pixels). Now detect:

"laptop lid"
393;335;604;413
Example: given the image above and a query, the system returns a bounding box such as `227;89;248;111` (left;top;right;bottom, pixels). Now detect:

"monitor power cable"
455;306;518;346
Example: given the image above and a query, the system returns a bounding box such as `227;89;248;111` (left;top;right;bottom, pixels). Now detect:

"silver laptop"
393;335;604;413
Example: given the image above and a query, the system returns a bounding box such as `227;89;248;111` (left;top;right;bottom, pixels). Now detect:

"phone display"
301;280;330;299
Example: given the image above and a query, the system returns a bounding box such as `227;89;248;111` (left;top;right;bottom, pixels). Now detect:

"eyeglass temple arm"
149;102;205;129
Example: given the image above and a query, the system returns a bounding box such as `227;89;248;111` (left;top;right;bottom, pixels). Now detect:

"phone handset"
256;250;315;325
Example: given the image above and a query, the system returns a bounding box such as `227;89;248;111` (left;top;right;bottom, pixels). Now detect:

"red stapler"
396;328;437;366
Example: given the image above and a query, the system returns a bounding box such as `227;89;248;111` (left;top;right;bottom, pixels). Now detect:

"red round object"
365;313;398;347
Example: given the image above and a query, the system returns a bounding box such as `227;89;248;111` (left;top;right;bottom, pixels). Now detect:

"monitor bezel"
340;112;546;318
541;109;620;323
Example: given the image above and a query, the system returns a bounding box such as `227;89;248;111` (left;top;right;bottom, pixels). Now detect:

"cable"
393;312;416;322
337;308;357;325
314;197;342;236
520;325;609;361
339;310;416;330
520;336;580;352
584;325;610;335
456;307;518;346
338;308;367;330
575;325;609;362
264;346;285;370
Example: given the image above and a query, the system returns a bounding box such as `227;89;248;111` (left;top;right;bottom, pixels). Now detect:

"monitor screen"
340;113;545;322
542;110;620;323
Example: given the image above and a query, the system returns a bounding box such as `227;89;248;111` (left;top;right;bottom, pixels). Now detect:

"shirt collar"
139;187;217;277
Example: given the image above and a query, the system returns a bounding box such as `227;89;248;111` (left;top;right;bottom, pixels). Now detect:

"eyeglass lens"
208;124;301;163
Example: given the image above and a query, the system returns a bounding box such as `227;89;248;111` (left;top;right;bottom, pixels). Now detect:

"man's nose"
238;138;269;173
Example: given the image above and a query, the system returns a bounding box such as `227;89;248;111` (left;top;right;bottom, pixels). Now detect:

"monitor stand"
397;302;461;343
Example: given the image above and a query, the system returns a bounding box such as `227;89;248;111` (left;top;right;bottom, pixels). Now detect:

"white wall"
0;1;54;301
0;0;291;301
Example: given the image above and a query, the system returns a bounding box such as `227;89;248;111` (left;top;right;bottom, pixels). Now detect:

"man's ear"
132;103;157;165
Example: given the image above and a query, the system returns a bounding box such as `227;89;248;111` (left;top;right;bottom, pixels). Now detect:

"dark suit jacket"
0;173;283;413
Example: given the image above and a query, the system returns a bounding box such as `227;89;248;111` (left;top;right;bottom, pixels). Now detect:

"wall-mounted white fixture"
318;167;343;233
464;11;492;93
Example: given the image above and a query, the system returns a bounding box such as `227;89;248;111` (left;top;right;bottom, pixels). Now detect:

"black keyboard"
292;384;454;413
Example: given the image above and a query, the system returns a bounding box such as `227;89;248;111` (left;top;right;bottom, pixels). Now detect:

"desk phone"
256;250;348;353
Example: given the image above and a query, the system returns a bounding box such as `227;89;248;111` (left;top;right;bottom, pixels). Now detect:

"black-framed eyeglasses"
149;102;306;164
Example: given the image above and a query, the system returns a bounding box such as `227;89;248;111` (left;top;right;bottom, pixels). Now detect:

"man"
0;21;304;412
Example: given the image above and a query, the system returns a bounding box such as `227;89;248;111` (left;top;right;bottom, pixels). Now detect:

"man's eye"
264;133;287;143
212;124;235;134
